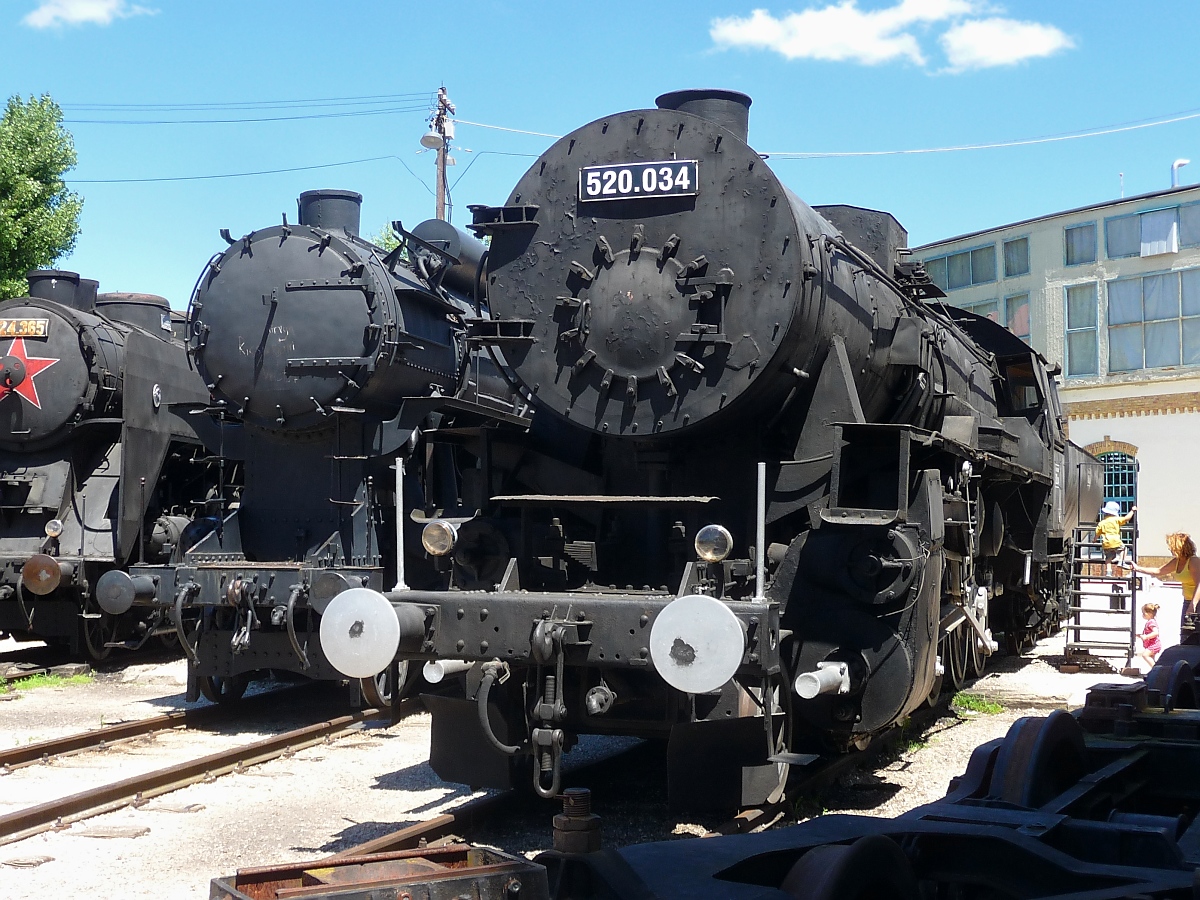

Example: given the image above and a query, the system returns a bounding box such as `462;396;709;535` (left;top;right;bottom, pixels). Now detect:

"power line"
63;104;431;125
459;104;1200;159
457;119;562;139
63;91;434;112
765;107;1200;159
66;154;425;187
449;150;540;192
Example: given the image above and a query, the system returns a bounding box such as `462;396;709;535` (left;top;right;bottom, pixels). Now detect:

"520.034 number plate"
579;160;698;201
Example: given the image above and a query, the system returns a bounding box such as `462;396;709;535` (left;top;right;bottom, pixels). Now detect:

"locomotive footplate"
384;589;782;679
361;588;785;805
125;562;384;682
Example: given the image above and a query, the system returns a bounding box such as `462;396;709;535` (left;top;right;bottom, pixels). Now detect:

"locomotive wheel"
922;671;944;707
946;628;968;692
197;673;250;704
81;603;118;662
780;835;919;900
1004;627;1020;657
966;627;986;679
359;661;412;709
767;670;796;804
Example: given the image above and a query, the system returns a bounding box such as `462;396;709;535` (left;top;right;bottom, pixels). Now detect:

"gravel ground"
0;630;1138;899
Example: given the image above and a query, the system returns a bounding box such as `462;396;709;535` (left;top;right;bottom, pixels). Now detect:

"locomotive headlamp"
694;524;733;563
44;519;64;539
421;520;458;556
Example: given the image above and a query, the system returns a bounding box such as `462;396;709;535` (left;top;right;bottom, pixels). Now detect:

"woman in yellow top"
1130;532;1200;621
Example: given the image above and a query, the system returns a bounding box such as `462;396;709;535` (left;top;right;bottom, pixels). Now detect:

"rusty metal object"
213;845;548;900
331;791;516;858
20;554;62;596
552;788;601;854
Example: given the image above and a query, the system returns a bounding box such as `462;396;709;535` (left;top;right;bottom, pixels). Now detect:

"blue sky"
3;0;1200;306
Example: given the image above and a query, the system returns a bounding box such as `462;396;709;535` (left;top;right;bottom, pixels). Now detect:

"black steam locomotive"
107;190;522;703
0;270;219;659
313;90;1101;806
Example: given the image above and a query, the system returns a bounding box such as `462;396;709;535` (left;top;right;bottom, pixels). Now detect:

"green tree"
371;222;401;252
0;95;82;300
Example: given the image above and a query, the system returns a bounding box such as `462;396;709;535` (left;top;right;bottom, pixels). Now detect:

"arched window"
1098;451;1138;514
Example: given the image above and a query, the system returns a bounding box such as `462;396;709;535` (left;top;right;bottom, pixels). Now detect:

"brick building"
913;184;1200;563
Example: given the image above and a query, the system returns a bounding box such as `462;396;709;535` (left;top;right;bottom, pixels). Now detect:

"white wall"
1068;411;1200;559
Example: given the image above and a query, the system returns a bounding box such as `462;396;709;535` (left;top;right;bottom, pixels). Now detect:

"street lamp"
1172;158;1190;188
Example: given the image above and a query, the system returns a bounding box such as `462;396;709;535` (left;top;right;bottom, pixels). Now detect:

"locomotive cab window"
1001;356;1043;416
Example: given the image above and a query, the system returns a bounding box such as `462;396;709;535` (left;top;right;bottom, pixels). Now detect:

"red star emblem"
0;338;59;410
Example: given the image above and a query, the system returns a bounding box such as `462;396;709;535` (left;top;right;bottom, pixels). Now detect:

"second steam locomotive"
105;190;521;703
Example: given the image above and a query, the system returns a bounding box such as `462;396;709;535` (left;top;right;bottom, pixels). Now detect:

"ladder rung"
1066;625;1135;633
1067;608;1135;615
1067;642;1133;650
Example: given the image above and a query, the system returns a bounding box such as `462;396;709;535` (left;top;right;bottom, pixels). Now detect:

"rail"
0;697;421;847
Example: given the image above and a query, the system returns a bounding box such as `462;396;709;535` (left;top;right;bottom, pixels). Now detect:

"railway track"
0;693;420;847
0;684;308;772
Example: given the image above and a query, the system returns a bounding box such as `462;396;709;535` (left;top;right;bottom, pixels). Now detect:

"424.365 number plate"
0;318;49;338
579;160;698;201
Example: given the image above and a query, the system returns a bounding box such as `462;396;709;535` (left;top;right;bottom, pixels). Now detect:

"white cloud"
23;0;156;29
940;17;1074;71
710;1;1073;71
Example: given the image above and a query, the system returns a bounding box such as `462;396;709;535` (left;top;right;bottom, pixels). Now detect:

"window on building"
1106;215;1141;258
1065;223;1097;266
957;298;999;323
923;245;997;291
1107;268;1200;372
971;245;996;283
1106;208;1183;258
948;252;971;289
1005;293;1031;340
1141;208;1179;256
1065;283;1098;376
1098;451;1137;517
1003;237;1029;277
1181;203;1200;247
925;256;947;290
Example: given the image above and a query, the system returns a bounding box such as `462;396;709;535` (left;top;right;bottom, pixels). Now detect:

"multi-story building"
913;184;1200;564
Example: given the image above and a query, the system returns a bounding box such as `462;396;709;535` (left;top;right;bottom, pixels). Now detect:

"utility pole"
421;86;456;221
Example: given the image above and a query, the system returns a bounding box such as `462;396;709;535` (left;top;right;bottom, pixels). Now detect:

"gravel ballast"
0;631;1136;898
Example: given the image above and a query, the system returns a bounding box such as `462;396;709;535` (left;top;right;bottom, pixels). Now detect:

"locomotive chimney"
655;89;752;143
78;278;99;311
297;189;363;237
26;269;96;311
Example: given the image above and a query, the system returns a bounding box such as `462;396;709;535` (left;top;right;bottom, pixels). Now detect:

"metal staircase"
1065;525;1138;667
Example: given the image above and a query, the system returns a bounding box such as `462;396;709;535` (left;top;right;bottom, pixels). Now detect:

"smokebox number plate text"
579;160;698;201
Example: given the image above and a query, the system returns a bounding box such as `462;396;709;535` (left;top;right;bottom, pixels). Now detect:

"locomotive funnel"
27;270;96;312
97;293;172;335
655;89;752;142
297;189;362;236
